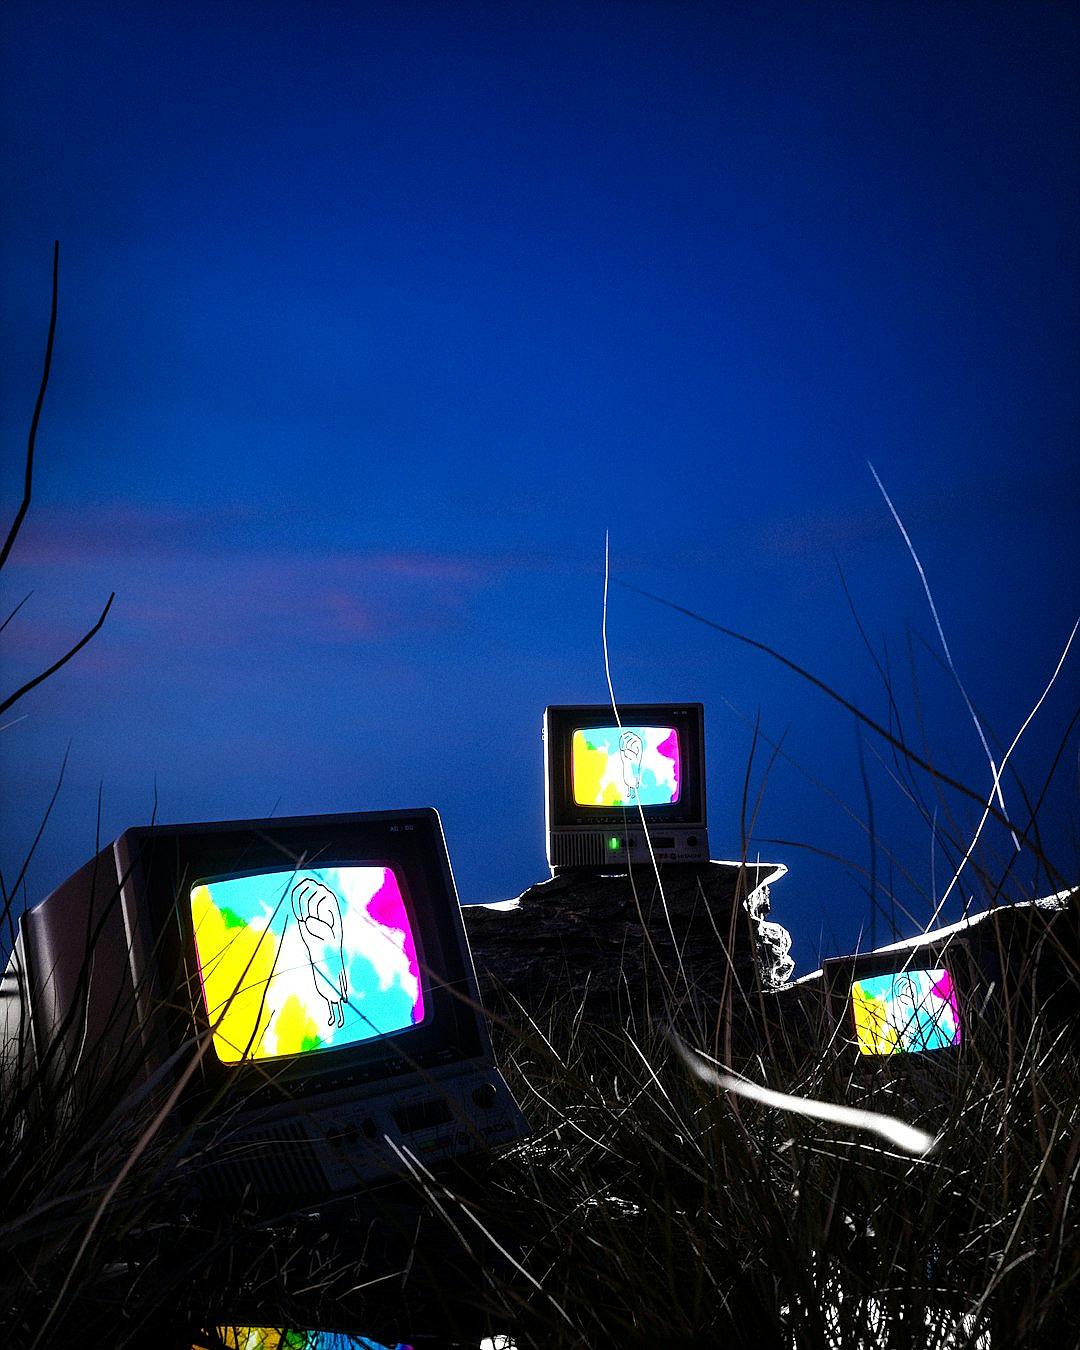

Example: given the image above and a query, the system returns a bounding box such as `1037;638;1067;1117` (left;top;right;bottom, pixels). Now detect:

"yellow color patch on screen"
191;884;280;1062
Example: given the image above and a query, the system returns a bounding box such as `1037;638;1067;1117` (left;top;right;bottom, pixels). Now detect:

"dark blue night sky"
2;2;1078;971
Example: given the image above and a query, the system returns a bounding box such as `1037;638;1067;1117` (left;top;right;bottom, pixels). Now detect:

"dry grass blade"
925;616;1079;931
867;460;1020;854
614;578;1048;860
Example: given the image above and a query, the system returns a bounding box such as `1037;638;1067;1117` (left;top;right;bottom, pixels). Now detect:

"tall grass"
3;850;1076;1347
476;917;1079;1347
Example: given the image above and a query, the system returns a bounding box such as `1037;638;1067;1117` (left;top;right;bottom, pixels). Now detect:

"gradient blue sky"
2;1;1078;971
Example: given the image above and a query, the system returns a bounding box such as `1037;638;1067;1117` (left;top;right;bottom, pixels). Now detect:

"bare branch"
0;592;115;718
0;244;116;715
1;242;58;573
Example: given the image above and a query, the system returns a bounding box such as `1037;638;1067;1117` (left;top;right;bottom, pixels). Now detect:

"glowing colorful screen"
205;1333;413;1344
190;865;425;1065
571;725;681;807
850;968;961;1055
206;1333;412;1350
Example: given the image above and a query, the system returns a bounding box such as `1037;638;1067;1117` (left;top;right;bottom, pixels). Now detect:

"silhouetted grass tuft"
2;874;1077;1347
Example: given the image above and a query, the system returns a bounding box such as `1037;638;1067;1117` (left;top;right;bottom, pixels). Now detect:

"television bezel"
117;809;488;1122
543;702;707;830
823;937;975;1062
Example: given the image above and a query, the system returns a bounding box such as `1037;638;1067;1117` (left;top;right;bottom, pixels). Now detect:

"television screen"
850;967;961;1055
205;1332;412;1350
571;725;681;808
191;865;426;1065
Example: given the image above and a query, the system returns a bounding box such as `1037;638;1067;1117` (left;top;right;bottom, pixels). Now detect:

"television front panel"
544;703;708;872
823;940;971;1063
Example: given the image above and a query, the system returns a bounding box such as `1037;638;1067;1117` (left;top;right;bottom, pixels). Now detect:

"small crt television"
543;702;708;873
0;809;527;1204
823;938;971;1060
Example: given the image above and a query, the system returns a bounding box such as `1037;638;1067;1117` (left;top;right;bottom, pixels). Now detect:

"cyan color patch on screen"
571;725;681;807
190;865;425;1065
851;968;961;1055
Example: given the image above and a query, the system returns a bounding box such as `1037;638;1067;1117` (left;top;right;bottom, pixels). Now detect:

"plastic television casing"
543;702;709;873
822;937;977;1064
0;808;527;1205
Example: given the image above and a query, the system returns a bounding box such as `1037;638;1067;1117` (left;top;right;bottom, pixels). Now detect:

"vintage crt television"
821;892;1079;1058
823;939;970;1059
543;702;709;873
767;891;1078;1063
0;808;528;1203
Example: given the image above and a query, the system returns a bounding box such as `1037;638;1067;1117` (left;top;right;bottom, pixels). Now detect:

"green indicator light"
608;836;620;851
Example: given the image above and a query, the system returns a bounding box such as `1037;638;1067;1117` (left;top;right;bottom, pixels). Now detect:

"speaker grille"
551;832;607;867
204;1119;327;1195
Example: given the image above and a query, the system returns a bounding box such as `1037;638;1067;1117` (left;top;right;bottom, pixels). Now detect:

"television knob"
472;1083;497;1110
687;836;698;847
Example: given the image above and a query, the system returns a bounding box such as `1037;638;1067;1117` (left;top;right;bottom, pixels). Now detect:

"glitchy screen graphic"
851;968;961;1055
207;1332;413;1350
571;726;681;807
190;866;425;1064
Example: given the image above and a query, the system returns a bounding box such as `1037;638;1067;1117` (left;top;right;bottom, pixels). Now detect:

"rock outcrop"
462;861;792;1035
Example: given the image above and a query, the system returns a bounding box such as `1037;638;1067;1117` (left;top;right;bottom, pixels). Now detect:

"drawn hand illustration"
291;878;348;1028
619;730;644;800
890;974;920;1047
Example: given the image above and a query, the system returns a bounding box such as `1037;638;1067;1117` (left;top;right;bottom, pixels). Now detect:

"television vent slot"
552;833;607;867
394;1097;453;1133
207;1119;327;1196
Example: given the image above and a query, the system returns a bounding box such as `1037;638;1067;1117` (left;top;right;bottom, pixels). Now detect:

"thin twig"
0;593;115;718
1;243;58;572
0;592;34;635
